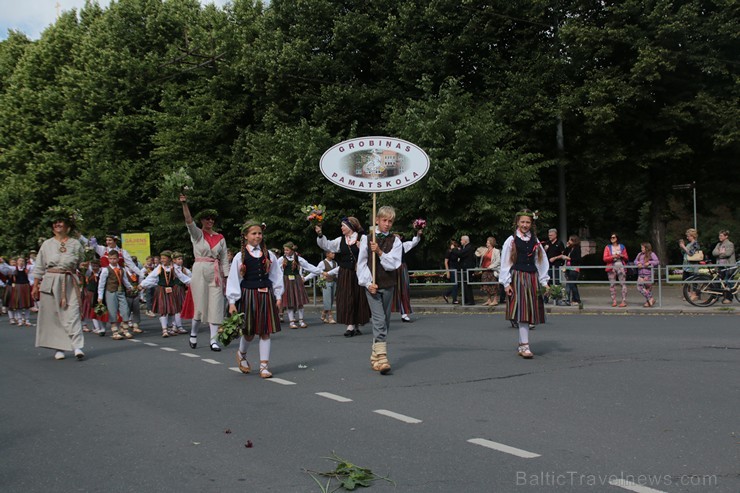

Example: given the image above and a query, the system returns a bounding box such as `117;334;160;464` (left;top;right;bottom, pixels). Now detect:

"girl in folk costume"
226;221;283;379
315;217;371;337
278;242;323;329
80;259;106;335
168;251;189;334
634;242;660;307
2;257;34;326
499;209;550;359
138;250;191;338
392;230;422;322
96;250;134;340
603;233;629;307
31;207;86;360
180;195;229;352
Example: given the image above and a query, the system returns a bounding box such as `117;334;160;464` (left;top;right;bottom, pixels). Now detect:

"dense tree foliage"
0;0;737;266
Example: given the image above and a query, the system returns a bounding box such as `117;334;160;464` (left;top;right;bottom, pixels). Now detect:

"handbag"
686;250;704;262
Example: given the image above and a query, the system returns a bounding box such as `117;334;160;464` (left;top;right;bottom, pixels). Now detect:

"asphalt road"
1;311;737;493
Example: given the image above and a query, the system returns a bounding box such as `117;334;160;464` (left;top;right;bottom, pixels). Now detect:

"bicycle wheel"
683;275;719;307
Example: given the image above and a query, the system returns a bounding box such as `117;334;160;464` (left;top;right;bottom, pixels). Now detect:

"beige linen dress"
33;237;85;351
187;222;229;325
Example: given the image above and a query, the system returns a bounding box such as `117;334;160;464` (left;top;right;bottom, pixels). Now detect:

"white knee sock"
259;338;271;362
209;323;219;343
287;309;296;321
21;309;29;321
297;308;304;320
191;319;199;337
518;322;529;345
8;310;16;320
238;337;250;354
174;314;183;328
92;319;102;331
159;316;169;329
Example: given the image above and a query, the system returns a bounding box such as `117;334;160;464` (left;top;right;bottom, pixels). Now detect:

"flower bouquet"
412;218;427;230
315;277;328;290
93;302;108;317
302;204;326;227
161;167;194;198
217;312;245;347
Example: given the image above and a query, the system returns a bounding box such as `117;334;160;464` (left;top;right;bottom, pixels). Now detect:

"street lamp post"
672;182;697;231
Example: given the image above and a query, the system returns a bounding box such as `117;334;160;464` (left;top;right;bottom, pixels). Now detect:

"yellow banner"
121;233;151;263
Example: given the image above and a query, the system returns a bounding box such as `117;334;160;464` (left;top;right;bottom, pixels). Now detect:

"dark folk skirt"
505;270;545;325
391;263;412;314
237;287;281;337
335;267;370;326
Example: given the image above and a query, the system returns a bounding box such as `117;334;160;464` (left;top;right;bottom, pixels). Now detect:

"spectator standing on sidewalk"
712;230;736;304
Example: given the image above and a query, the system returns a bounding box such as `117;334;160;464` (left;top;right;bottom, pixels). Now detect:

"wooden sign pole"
372;192;377;283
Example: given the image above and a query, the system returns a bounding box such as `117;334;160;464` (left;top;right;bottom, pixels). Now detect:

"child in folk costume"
392;230;422;323
138;250;191;338
89;234;141;275
180;197;230;352
278;242;323;329
357;206;403;375
2;257;34;326
226;221;283;379
168;252;189;334
80;259;106;335
97;250;134;340
634;242;660;307
499;209;550;359
315;217;371;337
124;263;143;334
314;251;338;324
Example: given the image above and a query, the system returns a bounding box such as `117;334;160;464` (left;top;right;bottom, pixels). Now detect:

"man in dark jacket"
458;235;476;305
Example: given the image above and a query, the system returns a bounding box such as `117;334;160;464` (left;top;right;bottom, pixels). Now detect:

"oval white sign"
320;136;430;193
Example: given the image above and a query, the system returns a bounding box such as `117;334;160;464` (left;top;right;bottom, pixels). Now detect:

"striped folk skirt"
505;270;545;325
5;283;32;310
391;263;412;314
152;286;182;316
281;276;309;309
335;267;370;326
237;287;281;337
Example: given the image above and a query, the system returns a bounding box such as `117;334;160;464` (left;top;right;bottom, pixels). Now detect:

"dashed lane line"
267;378;296;385
180;353;200;358
373;409;422;424
201;359;221;365
160;347;178;352
609;479;667;493
467;438;541;458
316;392;353;402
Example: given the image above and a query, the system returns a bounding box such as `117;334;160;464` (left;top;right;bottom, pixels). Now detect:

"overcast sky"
0;0;232;41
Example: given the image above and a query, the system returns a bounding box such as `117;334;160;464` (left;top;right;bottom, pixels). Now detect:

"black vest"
240;252;272;289
337;239;360;270
368;235;396;289
513;236;538;273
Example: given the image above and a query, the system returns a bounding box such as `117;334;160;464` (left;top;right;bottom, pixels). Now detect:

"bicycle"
683;265;740;307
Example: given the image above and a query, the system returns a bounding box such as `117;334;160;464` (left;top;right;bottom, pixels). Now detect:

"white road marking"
316;392;353;402
467;438;541;458
267;378;296;385
373;409;422;424
228;367;243;373
181;353;199;358
609;479;667;493
144;343;159;347
160;347;178;352
128;339;142;343
202;359;221;365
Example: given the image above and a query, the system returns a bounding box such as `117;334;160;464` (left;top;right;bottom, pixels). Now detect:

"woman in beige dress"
180;194;229;351
31;208;86;361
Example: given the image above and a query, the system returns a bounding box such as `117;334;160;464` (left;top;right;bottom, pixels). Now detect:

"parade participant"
226;220;283;378
315;217;371;337
499;209;550;359
634;242;660;307
97;250;134;340
138;250;191;338
316;251;338;324
2;257;33;326
278;242;323;329
603;233;629;307
169;251;189;334
180;195;229;351
31;207;86;360
89;233;141;274
80;259;105;335
392;229;422;322
356;206;402;374
124;262;143;333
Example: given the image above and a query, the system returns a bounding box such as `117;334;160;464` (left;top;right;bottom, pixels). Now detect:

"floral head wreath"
241;220;267;234
194;209;219;222
44;206;82;233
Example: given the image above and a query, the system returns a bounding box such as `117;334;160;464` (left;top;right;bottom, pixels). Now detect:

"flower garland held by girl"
499;209;550;359
226;220;284;379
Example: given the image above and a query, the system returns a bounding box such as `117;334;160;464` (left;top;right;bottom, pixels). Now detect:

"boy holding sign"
357;206;403;375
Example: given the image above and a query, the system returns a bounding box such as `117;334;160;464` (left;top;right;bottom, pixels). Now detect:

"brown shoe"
236;351;250;374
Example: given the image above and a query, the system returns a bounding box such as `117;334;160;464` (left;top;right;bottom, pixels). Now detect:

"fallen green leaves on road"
304;453;394;492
